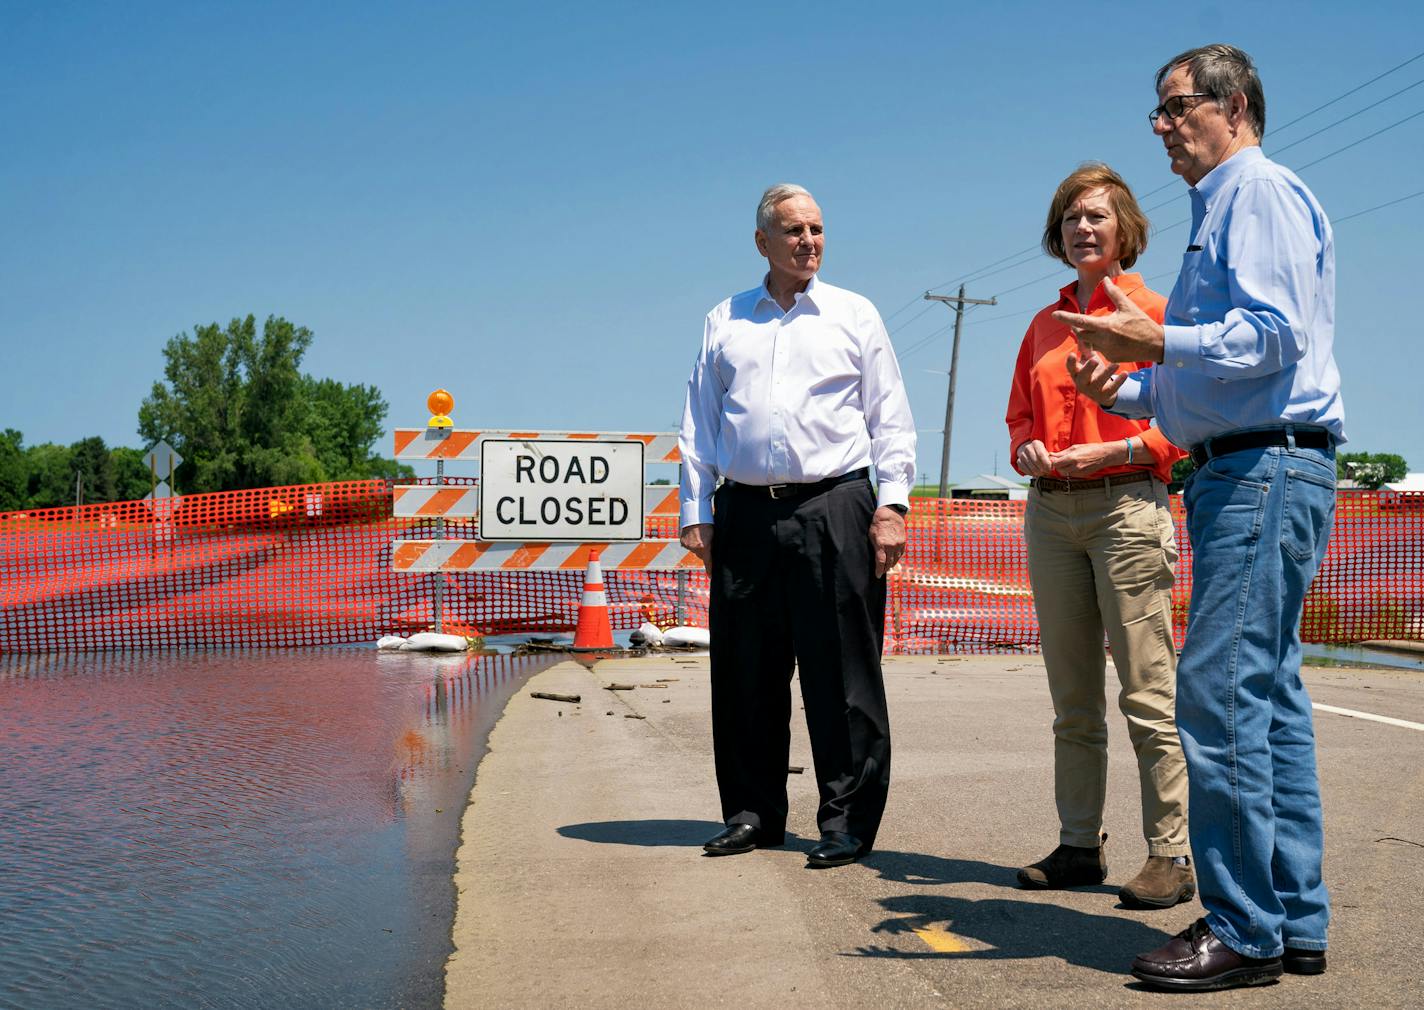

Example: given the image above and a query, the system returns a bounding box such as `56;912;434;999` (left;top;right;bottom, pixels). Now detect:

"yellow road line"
912;925;972;953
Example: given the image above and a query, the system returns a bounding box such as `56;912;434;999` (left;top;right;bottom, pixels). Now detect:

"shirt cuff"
680;499;713;528
1109;375;1153;419
876;484;911;511
1162;324;1200;371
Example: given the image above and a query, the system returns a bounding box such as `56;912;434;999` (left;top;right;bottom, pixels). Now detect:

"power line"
1127;49;1424;207
1271;77;1424;157
886;301;939;334
912;50;1424;299
881;293;933;326
900;181;1424;366
895;320;954;360
1294;106;1424;171
989;267;1068;300
1270;49;1424;136
1334;188;1424;224
926;243;1042;293
959;248;1050;288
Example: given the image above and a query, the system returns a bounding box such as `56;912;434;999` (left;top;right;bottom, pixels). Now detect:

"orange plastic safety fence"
887;490;1424;653
1;483;1420;654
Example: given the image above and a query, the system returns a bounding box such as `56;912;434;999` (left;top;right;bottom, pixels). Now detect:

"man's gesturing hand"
869;507;906;578
1066;348;1127;408
680;523;713;573
1051;277;1165;364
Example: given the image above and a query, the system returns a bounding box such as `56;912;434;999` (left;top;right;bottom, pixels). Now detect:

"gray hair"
756;183;814;232
1156;43;1266;139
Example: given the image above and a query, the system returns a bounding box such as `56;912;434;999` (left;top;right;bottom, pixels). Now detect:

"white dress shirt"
678;274;917;528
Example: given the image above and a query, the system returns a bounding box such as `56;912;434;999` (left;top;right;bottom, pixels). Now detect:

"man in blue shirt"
1059;44;1345;992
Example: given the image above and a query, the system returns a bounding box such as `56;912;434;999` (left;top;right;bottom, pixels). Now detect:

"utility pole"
924;285;997;498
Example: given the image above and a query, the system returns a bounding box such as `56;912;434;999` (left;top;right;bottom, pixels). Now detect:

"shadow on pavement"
863;849;1024;889
559;819;825;850
846;893;1176;975
558;819;724;847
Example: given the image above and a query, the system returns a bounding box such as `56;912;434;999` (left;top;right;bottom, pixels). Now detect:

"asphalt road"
444;654;1424;1009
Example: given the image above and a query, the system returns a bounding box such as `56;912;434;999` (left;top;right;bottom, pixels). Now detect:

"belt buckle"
767;484;792;500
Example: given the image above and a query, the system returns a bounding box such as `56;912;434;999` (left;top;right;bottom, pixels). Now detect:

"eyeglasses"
1148;93;1214;126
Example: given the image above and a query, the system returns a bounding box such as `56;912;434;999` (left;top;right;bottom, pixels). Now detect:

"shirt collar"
1056;272;1146;311
1193;144;1264;205
757;272;821;310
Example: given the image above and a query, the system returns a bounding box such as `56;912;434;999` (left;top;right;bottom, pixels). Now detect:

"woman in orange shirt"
1005;163;1192;909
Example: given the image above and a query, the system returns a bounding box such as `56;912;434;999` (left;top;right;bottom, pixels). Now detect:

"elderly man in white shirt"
678;183;917;868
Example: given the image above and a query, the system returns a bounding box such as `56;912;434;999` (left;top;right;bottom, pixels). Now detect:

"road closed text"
479;440;645;542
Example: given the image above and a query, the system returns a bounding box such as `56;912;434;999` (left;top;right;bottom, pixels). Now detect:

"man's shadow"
559;822;1165;975
559;819;742;848
557;821;1049;886
848;893;1175;975
558;819;816;852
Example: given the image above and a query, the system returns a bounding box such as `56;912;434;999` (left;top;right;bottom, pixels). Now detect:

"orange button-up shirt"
1006;274;1183;483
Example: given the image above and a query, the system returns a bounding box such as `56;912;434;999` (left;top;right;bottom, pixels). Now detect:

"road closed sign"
478;439;645;542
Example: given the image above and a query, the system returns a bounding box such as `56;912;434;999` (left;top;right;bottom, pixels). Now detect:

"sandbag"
661;625;710;648
400;632;471;652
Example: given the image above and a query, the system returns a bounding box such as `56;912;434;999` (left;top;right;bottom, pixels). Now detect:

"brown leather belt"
1031;471;1155;494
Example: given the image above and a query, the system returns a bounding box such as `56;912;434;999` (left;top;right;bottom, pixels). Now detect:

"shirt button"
1175;361;1184;368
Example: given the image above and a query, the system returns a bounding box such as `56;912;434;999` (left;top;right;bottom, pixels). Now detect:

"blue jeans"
1178;433;1336;959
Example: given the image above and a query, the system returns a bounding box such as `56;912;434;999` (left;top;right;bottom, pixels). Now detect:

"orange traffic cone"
571;547;616;651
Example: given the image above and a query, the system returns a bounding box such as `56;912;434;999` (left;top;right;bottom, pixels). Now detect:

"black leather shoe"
703;823;760;856
1131;918;1283;991
806;831;865;868
1283;946;1327;975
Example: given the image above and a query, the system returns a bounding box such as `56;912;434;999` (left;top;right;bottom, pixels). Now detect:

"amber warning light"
427;389;454;428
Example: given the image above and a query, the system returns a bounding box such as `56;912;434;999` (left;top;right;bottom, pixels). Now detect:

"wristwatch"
887;504;909;516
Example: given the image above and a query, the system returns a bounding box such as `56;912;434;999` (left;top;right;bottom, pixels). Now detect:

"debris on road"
531;691;581;704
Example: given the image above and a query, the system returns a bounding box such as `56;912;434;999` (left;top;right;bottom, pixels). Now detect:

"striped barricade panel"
392;483;682;518
390;539;701;572
391;486;480;517
391;430;682;463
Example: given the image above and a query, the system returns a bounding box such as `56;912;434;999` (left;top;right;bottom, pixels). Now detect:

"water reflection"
0;648;551;1010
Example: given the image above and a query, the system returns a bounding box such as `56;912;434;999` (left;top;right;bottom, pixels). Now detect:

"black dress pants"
708;475;891;848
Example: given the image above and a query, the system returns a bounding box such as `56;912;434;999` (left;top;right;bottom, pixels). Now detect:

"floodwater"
0;647;552;1010
1303;641;1424;672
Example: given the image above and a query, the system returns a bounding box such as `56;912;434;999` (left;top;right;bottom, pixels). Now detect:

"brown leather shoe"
1119;855;1196;909
1132;918;1283;991
1017;832;1107;889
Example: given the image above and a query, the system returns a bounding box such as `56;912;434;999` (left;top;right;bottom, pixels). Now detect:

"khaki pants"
1025;478;1189;856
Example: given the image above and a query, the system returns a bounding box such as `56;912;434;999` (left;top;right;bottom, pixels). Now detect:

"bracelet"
1124;438;1134;464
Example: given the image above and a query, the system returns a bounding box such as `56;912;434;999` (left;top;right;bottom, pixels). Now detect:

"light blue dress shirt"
1112;147;1346;449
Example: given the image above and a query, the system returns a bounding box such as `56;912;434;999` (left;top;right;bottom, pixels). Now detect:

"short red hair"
1042;163;1150;270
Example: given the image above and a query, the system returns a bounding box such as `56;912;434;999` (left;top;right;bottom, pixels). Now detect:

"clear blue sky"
4;1;1421;485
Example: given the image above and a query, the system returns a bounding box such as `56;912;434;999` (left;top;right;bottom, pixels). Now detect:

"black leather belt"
1031;471;1155;494
725;467;870;500
1190;426;1332;467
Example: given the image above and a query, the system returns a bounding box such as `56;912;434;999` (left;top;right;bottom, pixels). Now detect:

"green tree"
110;446;154;502
138;314;403;492
70;436;116;504
24;442;75;509
138;317;245;491
0;429;25;511
1170;456;1197;487
1337;452;1408;490
306;377;405;481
